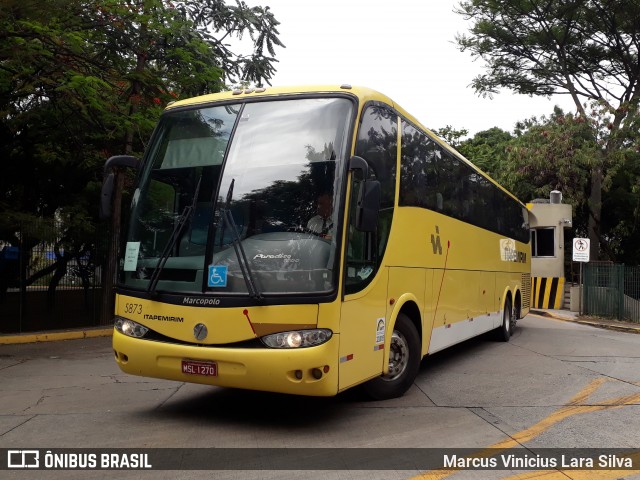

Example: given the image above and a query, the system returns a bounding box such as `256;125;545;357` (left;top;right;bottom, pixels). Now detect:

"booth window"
531;227;555;257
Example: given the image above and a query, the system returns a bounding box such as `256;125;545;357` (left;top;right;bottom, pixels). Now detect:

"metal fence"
0;221;111;333
583;263;640;322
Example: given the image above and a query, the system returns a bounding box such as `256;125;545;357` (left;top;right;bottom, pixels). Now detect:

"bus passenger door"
339;229;389;391
338;103;397;391
338;181;392;391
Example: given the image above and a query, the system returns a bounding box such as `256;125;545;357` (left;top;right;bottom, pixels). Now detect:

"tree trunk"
588;166;602;261
100;171;125;325
100;44;147;324
47;258;68;307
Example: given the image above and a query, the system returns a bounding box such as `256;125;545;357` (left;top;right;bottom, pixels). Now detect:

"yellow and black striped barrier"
532;277;565;309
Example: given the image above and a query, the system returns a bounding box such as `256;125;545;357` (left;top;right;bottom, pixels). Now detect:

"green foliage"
452;103;640;263
502;109;595;206
433;125;469;148
0;0;283;227
456;0;640;103
602;153;640;263
457;127;513;176
0;0;283;292
455;0;640;260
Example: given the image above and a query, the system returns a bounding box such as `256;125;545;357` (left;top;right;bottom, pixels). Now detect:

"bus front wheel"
363;313;421;400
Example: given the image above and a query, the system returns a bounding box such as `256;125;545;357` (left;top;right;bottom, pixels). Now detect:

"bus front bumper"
112;330;339;396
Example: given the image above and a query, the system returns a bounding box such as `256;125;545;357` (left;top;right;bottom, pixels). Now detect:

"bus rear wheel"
363;313;420;400
497;297;513;342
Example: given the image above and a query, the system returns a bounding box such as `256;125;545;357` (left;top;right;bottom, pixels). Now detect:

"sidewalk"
530;308;640;334
0;326;112;345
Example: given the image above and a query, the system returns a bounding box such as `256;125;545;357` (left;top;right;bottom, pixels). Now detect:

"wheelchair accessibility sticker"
208;265;228;287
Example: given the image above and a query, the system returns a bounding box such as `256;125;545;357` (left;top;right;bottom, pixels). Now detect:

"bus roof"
165;84;392;110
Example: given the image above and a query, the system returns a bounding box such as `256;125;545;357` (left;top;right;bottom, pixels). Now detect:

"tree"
451;106;640;264
1;0;283;222
0;0;284;313
457;127;513;176
456;0;640;260
433;125;469;148
505;110;594;200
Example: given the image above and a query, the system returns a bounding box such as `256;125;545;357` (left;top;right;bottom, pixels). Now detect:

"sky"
233;0;577;136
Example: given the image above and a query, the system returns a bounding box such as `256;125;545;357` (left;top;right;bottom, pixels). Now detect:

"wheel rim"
504;305;512;332
382;330;409;381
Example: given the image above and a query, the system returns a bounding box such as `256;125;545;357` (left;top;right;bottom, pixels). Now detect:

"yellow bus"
102;85;531;399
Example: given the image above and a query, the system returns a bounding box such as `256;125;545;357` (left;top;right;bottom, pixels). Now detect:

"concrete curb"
530;309;640;334
530;309;576;322
573;320;640;334
0;327;113;345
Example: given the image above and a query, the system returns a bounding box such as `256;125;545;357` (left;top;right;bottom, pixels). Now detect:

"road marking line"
410;377;640;480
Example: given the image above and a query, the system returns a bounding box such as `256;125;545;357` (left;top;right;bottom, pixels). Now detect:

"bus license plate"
182;360;217;377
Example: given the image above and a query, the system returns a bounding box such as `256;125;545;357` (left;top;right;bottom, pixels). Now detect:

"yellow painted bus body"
112;85;531;396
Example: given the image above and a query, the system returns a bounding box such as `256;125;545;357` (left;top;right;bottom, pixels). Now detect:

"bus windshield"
121;97;353;296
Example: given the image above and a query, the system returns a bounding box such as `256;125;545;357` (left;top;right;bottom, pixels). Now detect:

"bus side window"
345;179;377;292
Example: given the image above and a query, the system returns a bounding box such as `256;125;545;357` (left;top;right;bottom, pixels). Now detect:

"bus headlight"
261;329;332;349
114;317;149;338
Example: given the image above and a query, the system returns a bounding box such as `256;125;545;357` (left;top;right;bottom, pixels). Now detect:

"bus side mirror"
100;172;116;219
349;155;369;179
100;155;140;219
356;180;381;232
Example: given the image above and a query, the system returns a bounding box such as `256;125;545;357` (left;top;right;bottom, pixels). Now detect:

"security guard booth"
527;191;573;309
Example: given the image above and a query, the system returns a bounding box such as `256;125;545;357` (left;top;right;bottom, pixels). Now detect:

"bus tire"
497;297;513;342
363;313;421;400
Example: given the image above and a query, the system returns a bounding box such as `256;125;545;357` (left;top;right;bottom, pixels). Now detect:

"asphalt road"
2;314;640;480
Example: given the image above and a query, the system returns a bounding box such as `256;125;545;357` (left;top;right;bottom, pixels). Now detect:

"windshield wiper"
219;179;262;299
147;174;202;294
218;176;234;248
